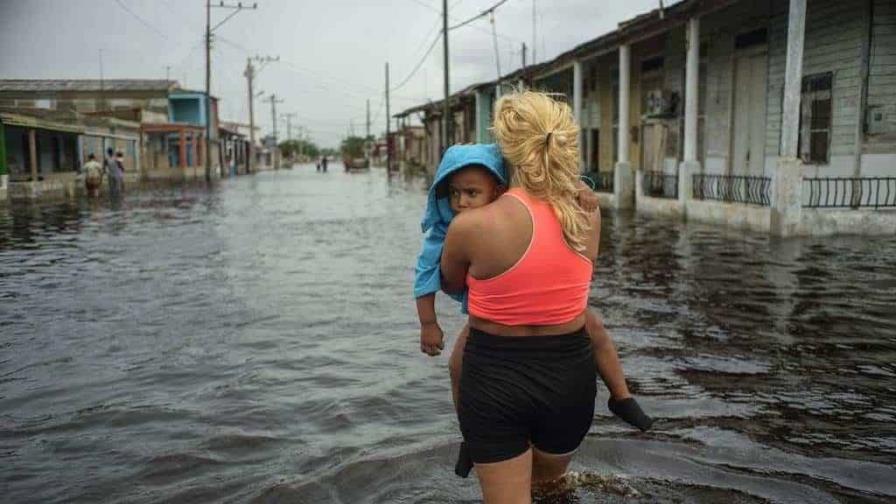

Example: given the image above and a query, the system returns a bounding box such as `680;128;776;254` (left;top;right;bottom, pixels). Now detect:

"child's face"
448;166;503;213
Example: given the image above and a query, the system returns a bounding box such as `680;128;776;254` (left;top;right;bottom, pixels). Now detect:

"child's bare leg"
584;310;631;400
449;322;469;412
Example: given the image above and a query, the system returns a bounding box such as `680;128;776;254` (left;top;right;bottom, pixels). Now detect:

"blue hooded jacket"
413;144;507;308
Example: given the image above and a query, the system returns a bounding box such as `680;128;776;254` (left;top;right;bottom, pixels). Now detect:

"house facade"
0;80;225;186
399;0;896;236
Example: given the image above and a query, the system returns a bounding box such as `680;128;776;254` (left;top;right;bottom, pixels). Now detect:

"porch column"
28;129;38;181
0;122;7;189
572;59;584;170
614;44;635;209
474;91;483;143
679;17;701;208
197;134;203;168
772;0;806;237
179;129;186;168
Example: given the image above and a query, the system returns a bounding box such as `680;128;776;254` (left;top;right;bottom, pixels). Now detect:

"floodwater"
1;165;895;503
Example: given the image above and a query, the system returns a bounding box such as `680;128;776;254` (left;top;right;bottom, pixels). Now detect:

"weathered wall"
800;208;896;236
864;0;896;157
0;92;169;115
598;53;616;173
685;199;772;233
700;0;774;175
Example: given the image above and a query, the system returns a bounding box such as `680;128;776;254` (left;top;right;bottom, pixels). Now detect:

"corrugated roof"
0;79;178;93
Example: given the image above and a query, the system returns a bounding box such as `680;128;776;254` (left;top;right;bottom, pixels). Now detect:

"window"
799;73;833;165
640;56;664;74
735;28;767;50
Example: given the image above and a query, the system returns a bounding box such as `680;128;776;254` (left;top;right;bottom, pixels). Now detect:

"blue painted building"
168;91;218;137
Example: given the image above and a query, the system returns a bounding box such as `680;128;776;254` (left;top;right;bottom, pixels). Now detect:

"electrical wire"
390;29;443;92
449;0;511;30
113;0;169;40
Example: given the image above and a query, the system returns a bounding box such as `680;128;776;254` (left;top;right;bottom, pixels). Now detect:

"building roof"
395;0;713;118
0;79;178;93
0;108;85;133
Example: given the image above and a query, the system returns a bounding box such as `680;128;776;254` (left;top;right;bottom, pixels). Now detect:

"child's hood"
421;143;507;233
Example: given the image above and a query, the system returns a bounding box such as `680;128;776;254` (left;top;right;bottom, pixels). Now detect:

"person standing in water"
103;148;121;198
82;153;103;197
441;90;631;502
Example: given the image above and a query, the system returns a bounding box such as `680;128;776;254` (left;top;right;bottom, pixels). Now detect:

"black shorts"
458;327;596;464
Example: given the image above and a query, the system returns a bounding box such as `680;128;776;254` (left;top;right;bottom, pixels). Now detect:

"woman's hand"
420;322;445;356
575;180;599;213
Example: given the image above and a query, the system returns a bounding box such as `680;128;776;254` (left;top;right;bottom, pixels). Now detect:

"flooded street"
2;165;895;503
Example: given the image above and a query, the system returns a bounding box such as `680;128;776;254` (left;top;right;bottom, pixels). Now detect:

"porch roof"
0;110;84;134
141;122;206;133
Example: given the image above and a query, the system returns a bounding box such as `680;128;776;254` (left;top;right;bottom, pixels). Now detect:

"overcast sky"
0;0;659;148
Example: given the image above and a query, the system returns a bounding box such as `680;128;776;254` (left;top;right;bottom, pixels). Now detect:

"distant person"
322;155;328;172
103;148;121;198
316;157;322;172
115;151;126;193
83;153;103;197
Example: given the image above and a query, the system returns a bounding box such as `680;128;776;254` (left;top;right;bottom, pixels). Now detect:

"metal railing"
804;177;896;209
692;174;771;206
642;171;678;199
582;171;614;193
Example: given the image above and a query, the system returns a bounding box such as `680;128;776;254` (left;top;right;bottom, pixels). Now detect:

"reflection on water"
1;166;894;503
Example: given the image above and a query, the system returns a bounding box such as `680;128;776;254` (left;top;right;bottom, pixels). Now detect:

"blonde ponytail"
492;90;591;252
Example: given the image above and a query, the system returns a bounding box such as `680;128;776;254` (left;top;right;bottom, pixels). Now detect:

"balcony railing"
803;177;896;209
642;171;678;199
692;174;771;207
582;171;614;193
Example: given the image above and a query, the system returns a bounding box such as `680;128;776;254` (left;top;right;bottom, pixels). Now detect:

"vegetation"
278;139;319;159
340;136;367;159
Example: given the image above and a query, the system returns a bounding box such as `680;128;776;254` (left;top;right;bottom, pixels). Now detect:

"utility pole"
205;0;211;181
268;93;284;169
98;49;105;111
442;0;451;152
244;54;278;174
205;0;258;181
532;0;537;65
365;98;371;162
281;112;297;163
245;58;255;173
282;112;296;142
522;42;527;68
385;62;391;172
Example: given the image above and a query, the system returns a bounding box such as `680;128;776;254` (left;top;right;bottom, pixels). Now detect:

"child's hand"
420;322;445;356
576;186;599;213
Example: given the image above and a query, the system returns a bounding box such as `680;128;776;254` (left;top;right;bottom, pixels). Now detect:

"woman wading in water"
440;90;610;503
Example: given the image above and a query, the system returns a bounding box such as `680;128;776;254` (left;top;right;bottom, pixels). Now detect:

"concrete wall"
638;194;684;219
7;172;79;200
0;92;169;115
685;199;772;233
800;208;896;235
865;0;896;155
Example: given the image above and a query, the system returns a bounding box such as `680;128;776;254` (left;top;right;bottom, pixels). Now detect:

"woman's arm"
440;214;473;294
585;209;602;262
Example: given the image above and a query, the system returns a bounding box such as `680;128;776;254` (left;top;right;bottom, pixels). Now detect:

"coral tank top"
466;188;593;326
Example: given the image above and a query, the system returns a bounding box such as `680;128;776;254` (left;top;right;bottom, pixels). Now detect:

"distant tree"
278;139;319;159
340;136;366;159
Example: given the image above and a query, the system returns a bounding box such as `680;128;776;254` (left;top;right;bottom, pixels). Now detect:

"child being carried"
413;144;652;478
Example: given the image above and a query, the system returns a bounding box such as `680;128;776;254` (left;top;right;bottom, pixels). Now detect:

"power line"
390;29;443;92
114;0;169;40
406;0;520;43
449;0;511;30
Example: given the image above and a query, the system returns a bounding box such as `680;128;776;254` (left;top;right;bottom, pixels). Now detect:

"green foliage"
278;139;319;159
340;136;367;159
